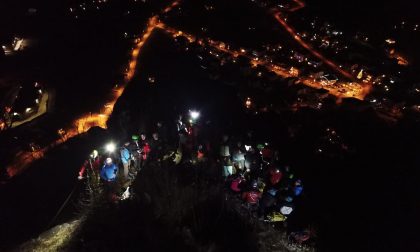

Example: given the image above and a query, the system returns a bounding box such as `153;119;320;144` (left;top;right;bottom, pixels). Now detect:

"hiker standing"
120;143;131;180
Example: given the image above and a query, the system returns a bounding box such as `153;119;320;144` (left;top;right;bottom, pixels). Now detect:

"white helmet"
105;157;112;165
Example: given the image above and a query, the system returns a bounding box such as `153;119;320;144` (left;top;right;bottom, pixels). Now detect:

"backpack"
280;205;294;215
267;188;278;197
267;211;287;222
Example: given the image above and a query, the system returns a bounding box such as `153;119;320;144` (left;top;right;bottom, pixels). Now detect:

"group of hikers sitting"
218;133;315;246
219;134;303;221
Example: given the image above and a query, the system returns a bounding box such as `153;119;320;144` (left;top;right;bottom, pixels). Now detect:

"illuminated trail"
4;2;179;180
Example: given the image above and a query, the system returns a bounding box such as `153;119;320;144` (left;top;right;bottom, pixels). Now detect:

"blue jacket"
267;188;278;197
294;185;303;196
120;148;131;164
100;163;118;181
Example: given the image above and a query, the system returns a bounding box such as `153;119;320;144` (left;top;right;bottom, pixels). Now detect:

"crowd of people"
76;127;166;201
77;130;165;181
219;134;303;221
76;110;313;247
219;133;315;247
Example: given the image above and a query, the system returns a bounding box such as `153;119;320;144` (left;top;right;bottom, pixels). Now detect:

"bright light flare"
189;110;200;120
105;142;116;153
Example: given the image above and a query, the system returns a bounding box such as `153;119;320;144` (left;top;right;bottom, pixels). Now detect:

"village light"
245;97;252;108
105;142;116;153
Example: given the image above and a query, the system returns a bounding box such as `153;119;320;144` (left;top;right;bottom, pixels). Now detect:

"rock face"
18;219;81;252
0;127;109;250
64;158;260;251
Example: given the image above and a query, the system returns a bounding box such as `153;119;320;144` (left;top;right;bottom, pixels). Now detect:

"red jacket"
78;157;101;177
142;143;151;160
262;147;273;160
91;157;101;170
242;190;261;204
230;177;244;192
78;160;89;177
197;150;205;159
269;169;283;185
